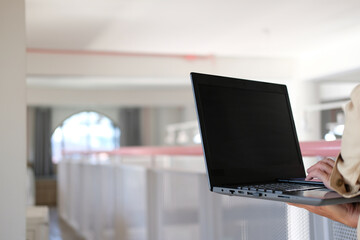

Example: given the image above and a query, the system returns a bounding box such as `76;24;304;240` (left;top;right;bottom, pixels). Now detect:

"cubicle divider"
58;140;357;240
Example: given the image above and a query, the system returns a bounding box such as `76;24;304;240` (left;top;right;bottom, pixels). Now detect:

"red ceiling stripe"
26;48;214;61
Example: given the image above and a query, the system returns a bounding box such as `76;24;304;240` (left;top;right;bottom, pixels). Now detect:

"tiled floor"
49;207;84;240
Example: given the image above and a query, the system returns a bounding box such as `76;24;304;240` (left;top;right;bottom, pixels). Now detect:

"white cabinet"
26;206;49;240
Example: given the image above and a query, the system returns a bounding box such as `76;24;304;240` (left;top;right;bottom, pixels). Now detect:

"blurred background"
3;0;360;239
26;0;360;168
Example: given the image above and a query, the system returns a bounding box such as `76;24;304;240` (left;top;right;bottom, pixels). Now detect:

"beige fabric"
329;84;360;237
330;84;360;197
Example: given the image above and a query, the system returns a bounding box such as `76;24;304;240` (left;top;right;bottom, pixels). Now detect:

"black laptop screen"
192;73;305;187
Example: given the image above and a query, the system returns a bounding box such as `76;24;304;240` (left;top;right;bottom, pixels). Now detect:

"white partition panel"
68;161;83;231
222;196;289;239
57;159;68;221
156;170;202;240
331;220;357;240
79;163;102;240
58;155;357;240
99;163;116;240
115;164;149;240
198;174;222;240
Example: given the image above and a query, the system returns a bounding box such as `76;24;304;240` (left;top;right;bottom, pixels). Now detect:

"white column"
289;80;321;141
0;0;26;239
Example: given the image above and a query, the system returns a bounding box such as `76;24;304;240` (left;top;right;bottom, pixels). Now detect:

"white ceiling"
26;0;360;58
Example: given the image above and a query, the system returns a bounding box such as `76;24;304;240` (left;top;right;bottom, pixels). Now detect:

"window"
51;111;120;163
321;109;344;141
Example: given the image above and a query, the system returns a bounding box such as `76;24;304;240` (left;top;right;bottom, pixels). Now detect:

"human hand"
288;202;360;228
305;157;335;190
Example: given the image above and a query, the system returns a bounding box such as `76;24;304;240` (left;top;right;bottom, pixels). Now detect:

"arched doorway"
51;111;120;163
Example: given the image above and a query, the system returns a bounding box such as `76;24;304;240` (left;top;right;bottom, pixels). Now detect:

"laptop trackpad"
301;189;341;199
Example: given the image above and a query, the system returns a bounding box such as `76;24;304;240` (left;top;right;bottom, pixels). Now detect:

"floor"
49;207;85;240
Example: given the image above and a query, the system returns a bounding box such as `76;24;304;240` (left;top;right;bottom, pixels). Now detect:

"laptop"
191;72;360;206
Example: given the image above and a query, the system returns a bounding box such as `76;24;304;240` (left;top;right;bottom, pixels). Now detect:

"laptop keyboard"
238;183;323;194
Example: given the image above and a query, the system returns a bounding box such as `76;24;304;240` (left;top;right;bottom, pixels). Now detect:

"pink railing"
299;140;341;157
63;140;341;157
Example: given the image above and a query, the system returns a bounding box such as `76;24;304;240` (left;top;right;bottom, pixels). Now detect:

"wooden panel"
35;179;57;206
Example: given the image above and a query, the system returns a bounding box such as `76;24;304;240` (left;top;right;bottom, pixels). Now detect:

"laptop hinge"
278;178;324;186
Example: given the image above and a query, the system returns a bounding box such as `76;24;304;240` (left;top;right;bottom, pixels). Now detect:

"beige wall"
0;0;26;239
26;52;295;106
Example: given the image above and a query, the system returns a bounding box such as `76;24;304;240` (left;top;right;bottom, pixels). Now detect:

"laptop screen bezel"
191;72;306;189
